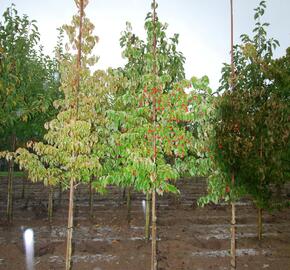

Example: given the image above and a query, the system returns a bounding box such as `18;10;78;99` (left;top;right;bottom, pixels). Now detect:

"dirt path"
0;177;289;270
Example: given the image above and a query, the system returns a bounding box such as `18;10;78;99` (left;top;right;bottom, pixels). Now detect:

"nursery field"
0;1;289;269
0;176;290;270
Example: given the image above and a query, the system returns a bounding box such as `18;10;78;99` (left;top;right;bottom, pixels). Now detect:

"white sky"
1;0;289;90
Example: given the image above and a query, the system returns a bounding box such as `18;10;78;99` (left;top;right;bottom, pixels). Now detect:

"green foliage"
200;0;289;209
12;1;108;189
101;3;212;195
0;4;60;150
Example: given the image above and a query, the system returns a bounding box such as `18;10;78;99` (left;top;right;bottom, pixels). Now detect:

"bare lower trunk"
58;182;62;207
89;178;93;218
48;185;54;224
258;207;263;240
145;192;151;241
7;159;14;223
65;178;74;270
123;188;126;203
21;174;26;199
229;1;236;267
127;186;131;225
230;201;236;270
151;188;157;270
7;134;16;223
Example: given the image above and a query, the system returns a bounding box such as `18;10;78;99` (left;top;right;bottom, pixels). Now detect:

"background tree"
0;4;60;222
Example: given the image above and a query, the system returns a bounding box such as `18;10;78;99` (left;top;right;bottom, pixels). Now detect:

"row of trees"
0;0;289;269
0;4;61;222
1;1;212;269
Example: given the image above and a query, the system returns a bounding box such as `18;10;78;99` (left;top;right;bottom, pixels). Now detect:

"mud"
0;177;290;270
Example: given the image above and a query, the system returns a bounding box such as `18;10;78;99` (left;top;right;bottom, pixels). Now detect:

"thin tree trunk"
229;1;236;268
151;188;157;270
151;1;158;269
258;137;263;240
7;133;16;223
123;188;126;203
127;186;131;225
65;0;83;268
58;182;62;207
65;178;74;270
7;159;14;223
89;178;94;218
48;185;54;224
118;187;124;206
230;201;236;270
145;192;151;241
258;207;263;240
21;174;26;199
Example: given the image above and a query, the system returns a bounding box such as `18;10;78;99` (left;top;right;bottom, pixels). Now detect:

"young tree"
11;0;109;268
102;1;211;269
0;4;60;222
200;3;289;269
102;0;187;232
217;0;288;240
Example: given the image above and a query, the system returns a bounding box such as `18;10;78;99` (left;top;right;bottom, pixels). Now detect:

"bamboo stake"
58;182;62;207
127;186;131;225
151;189;157;270
89;177;93;218
230;194;236;269
65;178;75;270
21;173;26;199
145;192;151;241
7;133;16;223
230;1;236;269
258;207;263;240
65;0;84;269
151;1;158;269
48;185;54;224
258;137;263;240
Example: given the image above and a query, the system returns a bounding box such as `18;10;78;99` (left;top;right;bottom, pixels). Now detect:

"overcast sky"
1;0;289;90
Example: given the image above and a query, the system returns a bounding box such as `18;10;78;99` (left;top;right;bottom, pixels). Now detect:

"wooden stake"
48;185;54;224
65;178;75;270
258;138;263;240
230;200;236;269
229;1;236;269
58;182;62;207
7;133;16;223
21;173;27;199
127;186;131;225
65;0;84;269
145;192;151;241
258;207;263;240
151;1;158;269
89;177;93;218
151;188;157;270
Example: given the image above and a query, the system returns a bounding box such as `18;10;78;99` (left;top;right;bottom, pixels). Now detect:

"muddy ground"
0;176;290;270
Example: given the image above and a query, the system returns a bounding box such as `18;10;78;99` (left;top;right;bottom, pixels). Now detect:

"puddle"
92;236;159;242
48;254;117;264
203;231;280;240
141;200;146;215
219;202;252;206
192;248;270;257
130;226;143;230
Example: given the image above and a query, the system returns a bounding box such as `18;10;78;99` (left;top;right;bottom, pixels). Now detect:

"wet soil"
0;177;290;270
